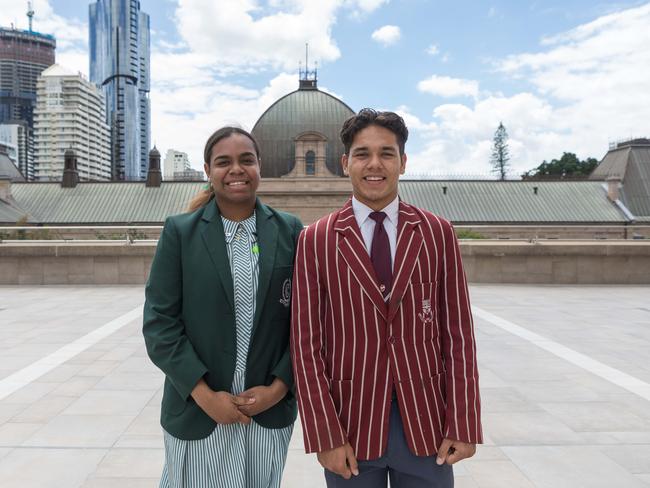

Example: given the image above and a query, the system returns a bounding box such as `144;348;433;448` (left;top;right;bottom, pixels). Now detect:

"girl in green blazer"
143;127;303;487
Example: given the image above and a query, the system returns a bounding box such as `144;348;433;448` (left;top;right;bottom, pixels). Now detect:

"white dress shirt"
351;195;399;270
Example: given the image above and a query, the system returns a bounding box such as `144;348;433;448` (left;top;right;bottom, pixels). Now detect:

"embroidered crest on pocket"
279;278;291;307
418;298;434;325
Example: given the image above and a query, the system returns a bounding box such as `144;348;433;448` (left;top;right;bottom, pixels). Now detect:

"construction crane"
27;1;34;32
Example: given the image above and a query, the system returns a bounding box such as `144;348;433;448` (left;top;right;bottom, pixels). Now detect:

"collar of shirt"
221;212;257;244
351;195;399;266
351;195;400;229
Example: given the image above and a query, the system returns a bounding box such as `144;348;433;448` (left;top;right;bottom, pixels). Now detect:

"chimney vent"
146;146;162;187
61;149;78;188
606;176;621;201
0;176;11;201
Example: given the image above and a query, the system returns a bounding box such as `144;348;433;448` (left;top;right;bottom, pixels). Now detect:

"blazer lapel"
200;200;235;312
334;200;387;320
387;202;423;323
252;199;278;337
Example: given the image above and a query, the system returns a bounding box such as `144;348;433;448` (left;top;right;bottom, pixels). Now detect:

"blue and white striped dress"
160;213;293;488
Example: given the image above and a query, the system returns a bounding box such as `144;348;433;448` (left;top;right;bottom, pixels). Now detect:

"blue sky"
1;0;649;177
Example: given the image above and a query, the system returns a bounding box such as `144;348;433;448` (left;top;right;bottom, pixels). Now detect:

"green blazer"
143;198;303;440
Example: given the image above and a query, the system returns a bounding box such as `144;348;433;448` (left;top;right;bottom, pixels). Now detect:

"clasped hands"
191;378;288;425
317;438;476;479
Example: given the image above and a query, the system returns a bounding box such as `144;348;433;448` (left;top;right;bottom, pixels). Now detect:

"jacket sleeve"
290;224;347;453
143;217;208;400
438;220;483;444
270;215;305;390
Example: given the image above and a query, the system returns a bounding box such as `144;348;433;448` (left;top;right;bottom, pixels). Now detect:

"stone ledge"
1;240;649;284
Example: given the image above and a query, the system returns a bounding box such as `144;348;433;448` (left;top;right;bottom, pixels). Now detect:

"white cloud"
417;75;479;99
175;0;340;71
371;25;401;46
151;70;298;169
406;2;650;177
426;44;439;56
353;0;389;12
174;0;388;71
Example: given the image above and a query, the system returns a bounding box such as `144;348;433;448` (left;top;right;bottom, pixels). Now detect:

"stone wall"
1;240;649;285
0;242;154;285
460;241;650;284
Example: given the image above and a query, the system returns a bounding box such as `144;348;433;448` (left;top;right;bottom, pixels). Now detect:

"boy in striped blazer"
291;109;482;487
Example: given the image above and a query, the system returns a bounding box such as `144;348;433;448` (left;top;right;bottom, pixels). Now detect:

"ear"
341;154;349;176
203;162;210;179
400;153;407;175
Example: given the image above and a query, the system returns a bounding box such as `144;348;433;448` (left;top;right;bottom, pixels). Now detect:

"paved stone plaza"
0;285;649;487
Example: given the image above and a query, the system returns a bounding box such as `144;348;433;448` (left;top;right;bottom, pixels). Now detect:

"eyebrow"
352;146;397;153
213;151;257;162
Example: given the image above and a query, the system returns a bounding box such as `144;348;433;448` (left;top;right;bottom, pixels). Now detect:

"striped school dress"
160;213;293;488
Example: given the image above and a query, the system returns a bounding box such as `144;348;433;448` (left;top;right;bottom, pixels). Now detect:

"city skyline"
0;0;648;178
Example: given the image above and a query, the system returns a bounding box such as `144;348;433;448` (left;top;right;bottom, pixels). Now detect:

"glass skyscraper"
89;0;150;181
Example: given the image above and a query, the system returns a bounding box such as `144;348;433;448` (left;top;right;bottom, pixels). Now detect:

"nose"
367;152;382;168
228;161;245;174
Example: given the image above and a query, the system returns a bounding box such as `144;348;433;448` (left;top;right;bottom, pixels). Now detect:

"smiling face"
341;124;407;211
204;133;261;219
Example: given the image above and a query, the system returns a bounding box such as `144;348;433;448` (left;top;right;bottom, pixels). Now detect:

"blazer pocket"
423;372;447;439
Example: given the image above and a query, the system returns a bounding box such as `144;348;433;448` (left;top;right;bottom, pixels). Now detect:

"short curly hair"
340;108;409;155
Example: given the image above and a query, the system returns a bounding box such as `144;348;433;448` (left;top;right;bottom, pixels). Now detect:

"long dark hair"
187;126;261;212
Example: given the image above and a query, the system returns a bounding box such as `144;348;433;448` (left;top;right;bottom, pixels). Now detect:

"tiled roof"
398;180;627;223
10;181;205;224
6;179;630;225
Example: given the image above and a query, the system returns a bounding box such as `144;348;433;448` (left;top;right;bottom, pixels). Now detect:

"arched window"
305;150;316;175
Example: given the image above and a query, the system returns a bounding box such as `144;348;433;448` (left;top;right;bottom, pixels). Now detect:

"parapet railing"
0;226;163;244
1;224;649;244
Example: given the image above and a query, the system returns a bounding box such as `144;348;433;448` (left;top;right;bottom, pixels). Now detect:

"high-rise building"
164;149;191;179
33;64;111;181
0;26;56;180
89;0;150;181
0;122;32;179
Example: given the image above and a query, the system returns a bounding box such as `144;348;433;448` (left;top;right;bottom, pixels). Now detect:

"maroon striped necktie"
369;211;392;299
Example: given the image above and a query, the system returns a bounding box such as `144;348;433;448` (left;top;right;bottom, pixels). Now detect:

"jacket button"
388;336;396;344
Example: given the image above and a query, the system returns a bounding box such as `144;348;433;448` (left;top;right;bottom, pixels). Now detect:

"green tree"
490;122;510;180
522;152;599;179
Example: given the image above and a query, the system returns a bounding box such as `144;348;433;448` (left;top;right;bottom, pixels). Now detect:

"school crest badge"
279;278;291;307
418;299;434;325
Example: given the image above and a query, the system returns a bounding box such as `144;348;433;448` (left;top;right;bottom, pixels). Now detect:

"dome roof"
252;86;355;177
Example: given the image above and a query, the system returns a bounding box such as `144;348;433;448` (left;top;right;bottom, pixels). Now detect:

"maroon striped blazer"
290;199;482;460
